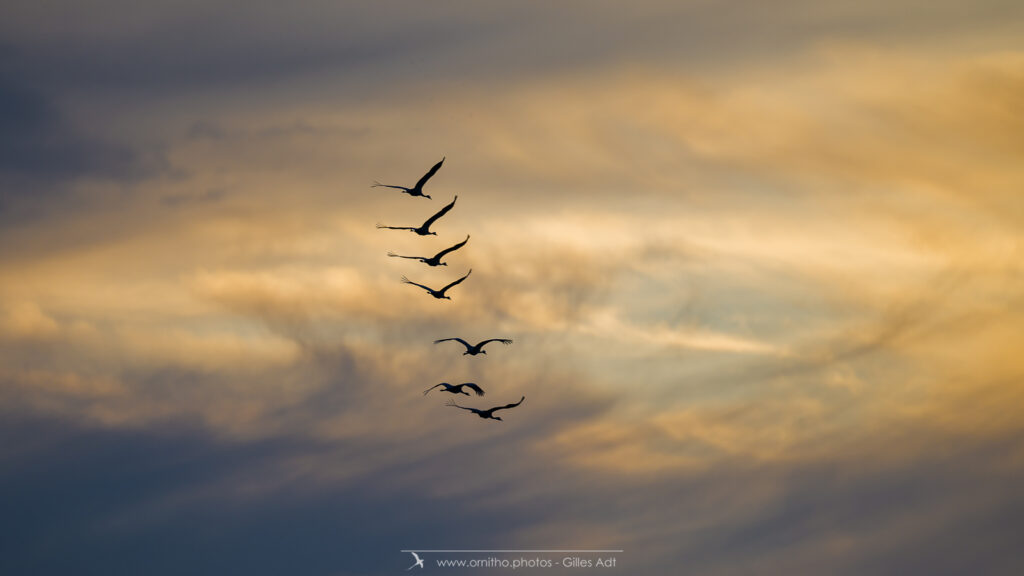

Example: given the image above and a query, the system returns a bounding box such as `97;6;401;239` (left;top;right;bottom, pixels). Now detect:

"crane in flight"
401;269;472;300
388;235;469;267
377;196;457;236
423;382;485;396
446;396;525;421
434;337;513;356
373;157;445;199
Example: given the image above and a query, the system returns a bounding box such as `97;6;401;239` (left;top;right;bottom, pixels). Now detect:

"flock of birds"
374;158;526;422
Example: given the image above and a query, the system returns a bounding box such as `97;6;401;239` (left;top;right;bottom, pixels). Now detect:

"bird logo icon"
407;551;425;570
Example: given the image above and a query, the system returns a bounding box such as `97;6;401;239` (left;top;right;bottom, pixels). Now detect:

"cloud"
1;3;1023;574
579;308;782;355
160;188;226;207
0;75;138;184
0;301;60;340
0;43;176;190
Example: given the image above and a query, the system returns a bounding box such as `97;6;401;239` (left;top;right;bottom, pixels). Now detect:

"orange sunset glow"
1;2;1023;574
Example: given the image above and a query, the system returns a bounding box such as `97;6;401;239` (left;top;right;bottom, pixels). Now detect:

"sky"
1;1;1023;574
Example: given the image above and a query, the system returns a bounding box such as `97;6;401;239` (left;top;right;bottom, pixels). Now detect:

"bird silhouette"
377;196;457;236
446;396;525;421
434;337;513;356
373;157;444;199
401;269;471;300
388;235;469;267
407;551;425;570
423;382;485;396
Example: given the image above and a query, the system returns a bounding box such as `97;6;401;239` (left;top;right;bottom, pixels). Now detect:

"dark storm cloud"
2;0;1017;214
0;414;492;576
0;48;172;229
5;0;1021;99
3;405;1024;575
160;188;226;207
1;2;507;97
0;422;432;575
666;434;1024;576
0;338;622;576
0;72;138;184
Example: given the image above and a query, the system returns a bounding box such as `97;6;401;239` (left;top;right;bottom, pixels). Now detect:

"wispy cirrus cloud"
1;2;1023;574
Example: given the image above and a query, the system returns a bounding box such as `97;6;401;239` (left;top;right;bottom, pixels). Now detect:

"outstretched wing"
478;338;513;349
423;383;445;395
421;195;457;229
414;157;445;190
440;268;472;293
388;251;422;261
377;223;413;231
445;399;479;414
434;337;471;351
401;276;434;293
461;382;485;396
432;235;469;260
491;396;525;413
371;181;409;192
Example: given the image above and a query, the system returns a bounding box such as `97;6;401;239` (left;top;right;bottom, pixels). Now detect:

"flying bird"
401;269;471;300
434;337;513;356
377;196;457;236
373;157;445;199
446;396;525;421
388;235;469;267
407;551;425;570
423;382;485;396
